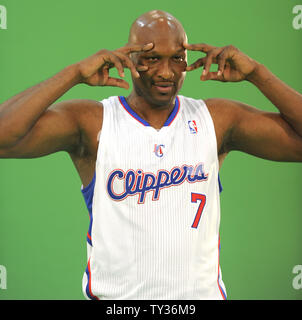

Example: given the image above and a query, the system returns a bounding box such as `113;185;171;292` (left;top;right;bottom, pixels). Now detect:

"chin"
145;93;175;107
133;83;179;107
151;86;180;105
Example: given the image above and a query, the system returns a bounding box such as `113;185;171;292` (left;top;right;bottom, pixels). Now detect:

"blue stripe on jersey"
119;96;179;127
218;174;223;193
85;265;92;298
163;96;179;126
218;238;227;300
119;96;150;126
81;172;96;246
85;259;99;300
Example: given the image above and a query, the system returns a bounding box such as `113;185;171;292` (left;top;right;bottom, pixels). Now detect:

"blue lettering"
170;167;186;184
125;170;137;194
107;163;208;203
138;173;156;203
153;171;171;200
107;170;127;200
193;164;208;181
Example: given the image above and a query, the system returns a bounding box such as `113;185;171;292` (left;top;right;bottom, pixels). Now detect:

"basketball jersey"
81;95;227;300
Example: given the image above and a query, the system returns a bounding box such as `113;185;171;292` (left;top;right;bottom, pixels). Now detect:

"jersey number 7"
191;193;206;228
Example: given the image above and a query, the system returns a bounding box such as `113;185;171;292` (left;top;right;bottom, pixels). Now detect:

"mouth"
152;82;174;94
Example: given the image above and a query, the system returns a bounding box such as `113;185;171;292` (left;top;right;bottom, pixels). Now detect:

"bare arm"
0;66;81;148
206;98;302;162
185;43;302;162
0;43;153;158
247;63;302;137
0;99;101;158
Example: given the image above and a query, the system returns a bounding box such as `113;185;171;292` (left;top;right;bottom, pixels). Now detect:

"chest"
99;111;217;171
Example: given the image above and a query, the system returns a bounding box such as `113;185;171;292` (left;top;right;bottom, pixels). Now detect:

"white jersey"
81;95;227;300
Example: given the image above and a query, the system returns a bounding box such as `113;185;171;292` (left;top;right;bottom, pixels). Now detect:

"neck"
126;91;177;130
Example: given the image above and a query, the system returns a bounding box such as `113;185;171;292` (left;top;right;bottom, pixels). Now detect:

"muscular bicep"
0;100;82;159
227;100;302;162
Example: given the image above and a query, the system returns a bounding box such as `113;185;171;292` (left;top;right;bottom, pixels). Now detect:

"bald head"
128;10;187;46
126;11;187;107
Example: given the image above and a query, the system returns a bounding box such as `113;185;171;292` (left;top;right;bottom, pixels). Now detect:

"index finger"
117;42;154;55
183;42;215;53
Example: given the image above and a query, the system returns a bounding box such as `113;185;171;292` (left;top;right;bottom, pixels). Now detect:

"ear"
182;37;188;62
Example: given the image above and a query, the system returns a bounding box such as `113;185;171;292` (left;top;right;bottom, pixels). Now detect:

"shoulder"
204;97;271;155
52;98;105;157
204;97;250;125
50;98;103;120
205;97;234;114
205;97;263;116
203;98;244;155
179;95;235;114
50;98;105;132
204;97;266;132
179;96;238;125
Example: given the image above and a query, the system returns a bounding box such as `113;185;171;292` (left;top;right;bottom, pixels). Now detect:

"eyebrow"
142;48;185;55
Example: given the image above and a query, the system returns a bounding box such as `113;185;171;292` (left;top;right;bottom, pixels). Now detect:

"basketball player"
0;10;301;300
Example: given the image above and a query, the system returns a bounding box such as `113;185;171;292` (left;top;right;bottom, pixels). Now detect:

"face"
131;27;187;107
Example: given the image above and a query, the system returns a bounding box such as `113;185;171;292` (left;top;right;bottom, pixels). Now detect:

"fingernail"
217;71;222;76
135;72;140;78
144;43;153;49
202;69;207;75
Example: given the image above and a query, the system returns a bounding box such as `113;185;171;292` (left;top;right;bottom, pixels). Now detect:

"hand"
76;43;153;88
183;43;258;82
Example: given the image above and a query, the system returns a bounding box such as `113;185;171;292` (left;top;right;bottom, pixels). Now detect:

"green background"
0;0;301;300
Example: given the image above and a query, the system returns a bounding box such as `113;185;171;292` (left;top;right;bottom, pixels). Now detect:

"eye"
173;55;185;62
145;56;159;63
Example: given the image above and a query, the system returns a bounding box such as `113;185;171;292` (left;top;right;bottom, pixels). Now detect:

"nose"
157;59;174;80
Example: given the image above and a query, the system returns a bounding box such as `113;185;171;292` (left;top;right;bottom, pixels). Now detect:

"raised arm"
184;43;302;162
0;43;153;158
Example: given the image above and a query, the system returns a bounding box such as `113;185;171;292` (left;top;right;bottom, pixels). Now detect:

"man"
0;10;301;300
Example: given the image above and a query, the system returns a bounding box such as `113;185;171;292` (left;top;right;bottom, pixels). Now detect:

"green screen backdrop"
0;0;301;300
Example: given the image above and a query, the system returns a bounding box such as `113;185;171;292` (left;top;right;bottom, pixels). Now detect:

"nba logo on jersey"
188;120;198;134
154;144;165;157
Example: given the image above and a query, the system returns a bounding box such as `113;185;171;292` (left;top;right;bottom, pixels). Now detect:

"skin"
0;10;301;190
126;10;187;124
